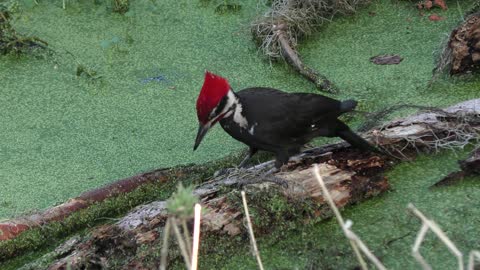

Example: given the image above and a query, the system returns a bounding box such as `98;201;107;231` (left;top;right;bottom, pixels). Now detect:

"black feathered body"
219;88;374;168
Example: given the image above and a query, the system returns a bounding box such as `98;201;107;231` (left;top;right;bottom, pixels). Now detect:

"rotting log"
28;99;480;269
6;99;480;269
435;10;480;75
42;152;390;269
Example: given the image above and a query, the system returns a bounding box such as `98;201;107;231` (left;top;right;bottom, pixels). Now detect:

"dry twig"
191;204;202;270
468;250;480;270
408;204;464;270
171;217;192;270
241;191;265;270
313;165;371;270
159;219;172;270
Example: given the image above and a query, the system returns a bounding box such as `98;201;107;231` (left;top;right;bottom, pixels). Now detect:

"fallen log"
28;99;480;269
42;152;389;269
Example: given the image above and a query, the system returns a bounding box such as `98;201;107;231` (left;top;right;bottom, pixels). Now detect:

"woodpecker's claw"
213;167;236;178
264;167;280;175
212;165;288;188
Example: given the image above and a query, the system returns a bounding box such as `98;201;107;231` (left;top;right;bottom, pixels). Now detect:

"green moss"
0;151;248;267
1;0;476;219
2;0;480;268
186;149;480;270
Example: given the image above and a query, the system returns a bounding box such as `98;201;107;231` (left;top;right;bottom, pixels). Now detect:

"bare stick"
276;31;337;93
412;223;432;270
160;218;172;270
171;217;192;270
241;191;265;270
191;204;202;270
408;204;464;270
182;220;192;258
343;220;388;270
468;250;480;270
313;165;368;270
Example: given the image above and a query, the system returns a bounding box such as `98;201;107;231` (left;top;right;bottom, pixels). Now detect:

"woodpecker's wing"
236;88;347;145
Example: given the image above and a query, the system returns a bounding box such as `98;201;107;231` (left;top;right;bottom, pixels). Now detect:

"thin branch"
412;223;432;270
241;191;265;270
468;250;480;270
408;204;464;270
313;165;369;270
276;30;337;93
159;218;172;270
191;204;202;270
343;220;388;270
171;217;192;270
182;220;192;258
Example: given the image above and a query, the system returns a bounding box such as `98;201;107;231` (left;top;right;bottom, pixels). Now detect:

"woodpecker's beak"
193;124;210;151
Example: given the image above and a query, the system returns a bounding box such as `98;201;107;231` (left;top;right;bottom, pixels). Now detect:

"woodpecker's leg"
275;150;291;169
246;151;289;187
237;147;258;168
214;148;258;177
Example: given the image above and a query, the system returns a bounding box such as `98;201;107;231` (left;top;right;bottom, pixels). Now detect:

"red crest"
196;71;230;124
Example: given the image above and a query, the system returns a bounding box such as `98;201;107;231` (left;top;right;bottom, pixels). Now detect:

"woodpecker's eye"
211;94;229;119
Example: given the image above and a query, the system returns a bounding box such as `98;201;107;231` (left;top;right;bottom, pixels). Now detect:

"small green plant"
76;64;101;80
167;183;198;219
112;0;129;14
161;183;200;270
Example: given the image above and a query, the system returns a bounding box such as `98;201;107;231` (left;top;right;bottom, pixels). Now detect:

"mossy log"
0;168;187;241
19;99;480;269
42;153;390;269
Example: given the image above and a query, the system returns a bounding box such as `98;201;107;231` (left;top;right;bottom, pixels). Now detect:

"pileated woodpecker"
194;71;377;169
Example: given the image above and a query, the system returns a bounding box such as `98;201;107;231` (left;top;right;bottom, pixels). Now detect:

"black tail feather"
335;121;378;152
340;99;358;113
337;129;378;152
